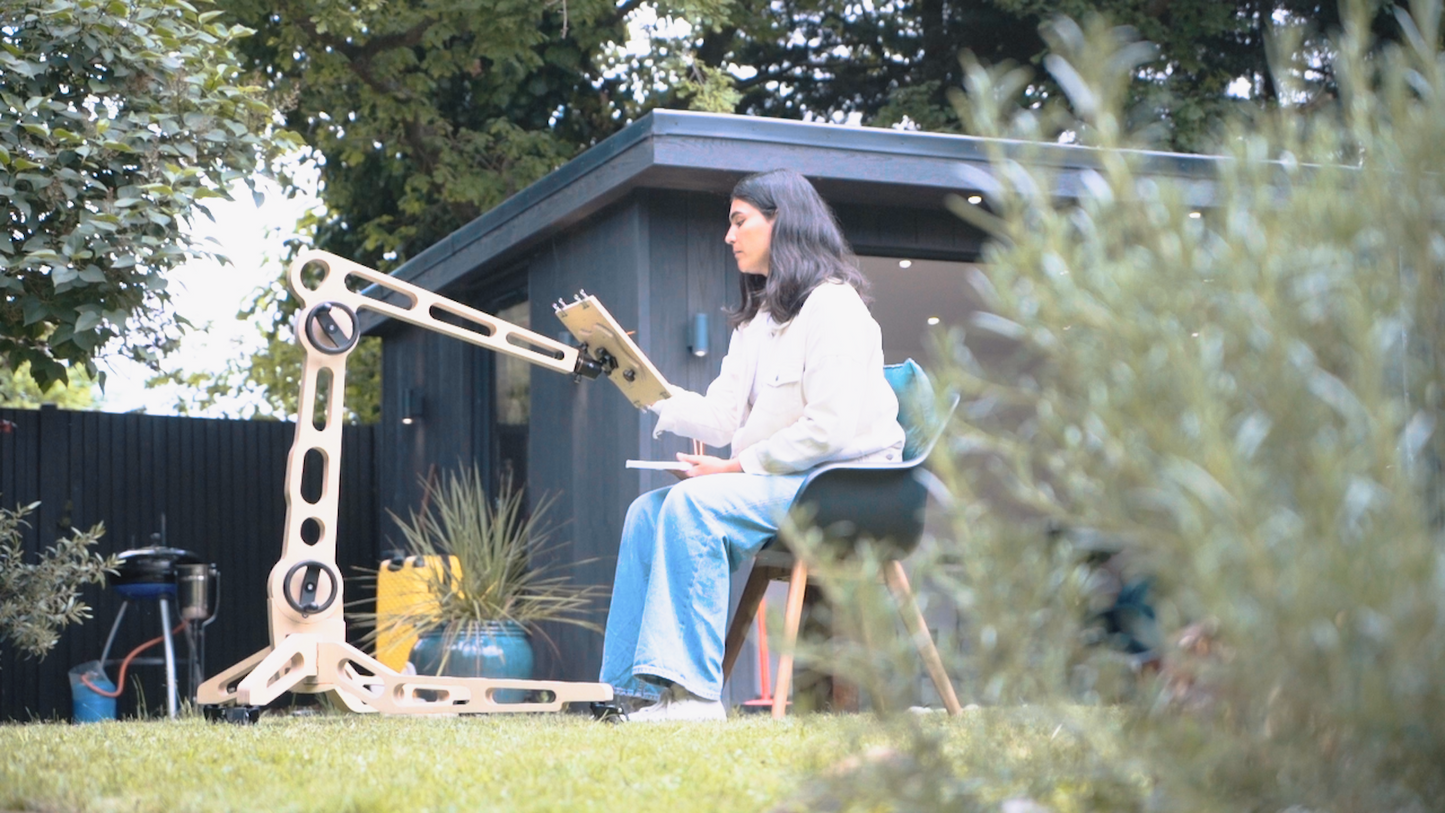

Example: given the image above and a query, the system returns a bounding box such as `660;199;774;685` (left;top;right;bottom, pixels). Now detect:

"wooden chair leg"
723;564;775;683
772;560;808;719
884;560;963;716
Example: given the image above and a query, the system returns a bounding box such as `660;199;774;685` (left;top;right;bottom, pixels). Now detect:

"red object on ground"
740;597;789;710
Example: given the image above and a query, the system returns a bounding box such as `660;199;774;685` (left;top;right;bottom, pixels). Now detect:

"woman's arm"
648;327;748;448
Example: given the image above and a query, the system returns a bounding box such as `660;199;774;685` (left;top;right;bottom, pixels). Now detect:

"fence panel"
0;406;378;721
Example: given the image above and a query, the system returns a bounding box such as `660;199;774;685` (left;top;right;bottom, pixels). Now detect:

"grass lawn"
0;708;1133;812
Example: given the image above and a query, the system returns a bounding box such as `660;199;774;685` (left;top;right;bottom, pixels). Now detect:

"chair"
721;359;963;718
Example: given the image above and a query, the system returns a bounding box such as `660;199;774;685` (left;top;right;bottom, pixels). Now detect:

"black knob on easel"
304;302;360;355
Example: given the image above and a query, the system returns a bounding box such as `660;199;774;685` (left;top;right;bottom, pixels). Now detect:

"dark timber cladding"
364;110;1223;690
0;406;378;721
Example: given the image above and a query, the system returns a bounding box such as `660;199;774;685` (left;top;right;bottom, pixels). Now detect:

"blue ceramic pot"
409;621;534;705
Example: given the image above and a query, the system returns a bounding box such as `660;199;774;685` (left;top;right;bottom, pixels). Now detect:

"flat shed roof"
360;110;1220;333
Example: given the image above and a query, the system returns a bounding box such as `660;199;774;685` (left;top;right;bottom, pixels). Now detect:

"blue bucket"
68;661;117;723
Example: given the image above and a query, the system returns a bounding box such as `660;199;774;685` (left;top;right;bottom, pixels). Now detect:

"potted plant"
360;466;604;703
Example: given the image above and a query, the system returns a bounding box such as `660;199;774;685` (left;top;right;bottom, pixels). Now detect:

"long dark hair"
726;169;870;328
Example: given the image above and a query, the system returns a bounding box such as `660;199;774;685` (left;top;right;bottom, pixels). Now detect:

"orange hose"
81;621;187;698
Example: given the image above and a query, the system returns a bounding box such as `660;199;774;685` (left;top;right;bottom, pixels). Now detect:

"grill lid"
113;547;201;586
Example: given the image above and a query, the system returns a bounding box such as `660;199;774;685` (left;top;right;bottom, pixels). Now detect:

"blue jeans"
599;472;807;701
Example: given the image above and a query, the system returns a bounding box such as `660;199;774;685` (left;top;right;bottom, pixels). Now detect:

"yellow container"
374;555;460;671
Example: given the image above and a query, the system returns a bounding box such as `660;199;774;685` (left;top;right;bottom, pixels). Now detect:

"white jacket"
651;281;906;475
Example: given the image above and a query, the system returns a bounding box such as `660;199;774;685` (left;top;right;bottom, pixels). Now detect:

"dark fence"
0;406;379;721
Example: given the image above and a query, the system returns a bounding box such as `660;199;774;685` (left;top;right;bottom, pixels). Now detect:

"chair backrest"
883;359;941;461
768;359;952;553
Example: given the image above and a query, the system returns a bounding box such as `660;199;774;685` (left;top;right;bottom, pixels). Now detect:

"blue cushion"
883;359;937;461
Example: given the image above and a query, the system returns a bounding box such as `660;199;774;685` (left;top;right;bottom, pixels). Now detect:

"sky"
94;167;321;417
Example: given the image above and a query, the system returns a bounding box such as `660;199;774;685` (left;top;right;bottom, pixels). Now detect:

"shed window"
494;300;530;494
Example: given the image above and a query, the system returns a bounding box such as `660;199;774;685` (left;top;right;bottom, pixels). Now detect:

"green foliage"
676;60;744;113
214;0;732;273
784;3;1445;810
0;501;115;660
174;0;737;417
0;0;297;390
985;0;1400;147
675;0;1401;150
356;466;606;646
0;360;96;409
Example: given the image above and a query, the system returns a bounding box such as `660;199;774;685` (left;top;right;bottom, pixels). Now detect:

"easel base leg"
200;635;613;716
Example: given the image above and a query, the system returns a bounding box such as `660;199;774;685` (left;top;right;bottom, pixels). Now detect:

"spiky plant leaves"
351;466;606;665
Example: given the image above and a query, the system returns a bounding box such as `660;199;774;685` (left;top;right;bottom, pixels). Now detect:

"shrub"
0;502;114;660
352;467;606;657
788;3;1445;809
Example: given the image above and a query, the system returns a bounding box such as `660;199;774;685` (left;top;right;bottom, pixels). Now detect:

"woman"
599;168;905;722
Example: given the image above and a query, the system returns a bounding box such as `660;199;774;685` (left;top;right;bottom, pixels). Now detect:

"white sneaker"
625;683;726;723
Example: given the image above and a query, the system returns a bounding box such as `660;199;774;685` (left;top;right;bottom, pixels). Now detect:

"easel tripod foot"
197;634;613;716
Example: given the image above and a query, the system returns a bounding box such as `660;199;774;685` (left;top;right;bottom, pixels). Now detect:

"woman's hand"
674;452;743;479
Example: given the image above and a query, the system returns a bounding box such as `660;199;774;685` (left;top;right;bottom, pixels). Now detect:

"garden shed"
360;109;1215;700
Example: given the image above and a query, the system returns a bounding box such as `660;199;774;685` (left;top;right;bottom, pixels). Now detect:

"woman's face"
726;198;774;276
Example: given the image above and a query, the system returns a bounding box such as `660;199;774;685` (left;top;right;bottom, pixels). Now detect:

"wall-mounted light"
926;316;942;326
898;259;913;269
688;313;710;358
401;387;424;426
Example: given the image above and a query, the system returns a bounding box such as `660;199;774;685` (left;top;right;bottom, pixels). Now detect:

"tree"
0;361;95;409
682;0;1403;150
213;0;732;272
0;0;297;391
